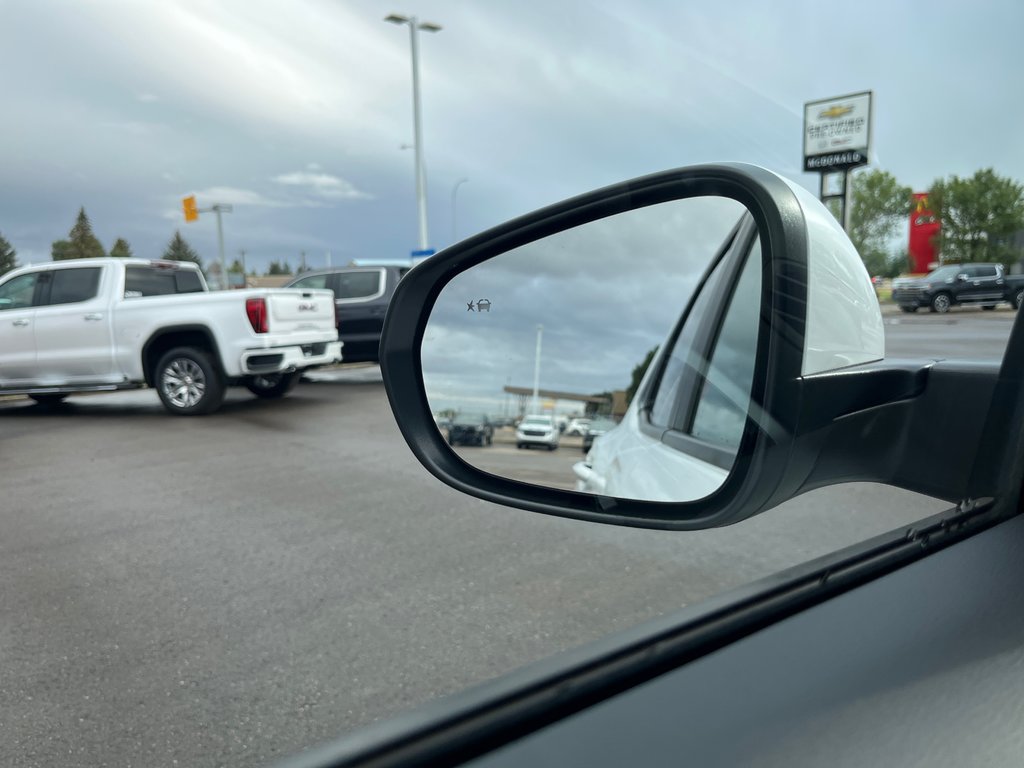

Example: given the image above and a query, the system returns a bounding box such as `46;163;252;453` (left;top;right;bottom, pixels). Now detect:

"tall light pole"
532;324;543;414
208;203;233;290
385;13;441;254
451;177;469;245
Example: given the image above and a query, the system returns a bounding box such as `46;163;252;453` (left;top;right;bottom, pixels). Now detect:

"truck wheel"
1013;289;1024;310
29;394;68;406
930;293;952;314
155;347;225;416
244;371;300;399
899;306;917;314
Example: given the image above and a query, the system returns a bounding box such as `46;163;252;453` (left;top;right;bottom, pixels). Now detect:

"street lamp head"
418;22;442;32
384;13;409;24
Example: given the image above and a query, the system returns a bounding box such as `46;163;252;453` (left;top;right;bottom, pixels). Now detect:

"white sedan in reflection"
516;415;560;450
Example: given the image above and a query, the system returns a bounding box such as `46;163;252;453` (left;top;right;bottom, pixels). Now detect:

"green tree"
109;238;133;258
162;230;203;266
52;207;106;260
0;232;17;276
228;259;246;273
266;260;293;276
928;168;1024;263
626;346;658;405
849;169;913;277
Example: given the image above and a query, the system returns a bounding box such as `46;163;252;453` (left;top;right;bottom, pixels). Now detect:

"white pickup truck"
0;258;342;414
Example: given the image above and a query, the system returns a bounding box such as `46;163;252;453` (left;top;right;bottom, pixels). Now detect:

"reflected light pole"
451;177;469;245
532;324;543;413
385;13;442;253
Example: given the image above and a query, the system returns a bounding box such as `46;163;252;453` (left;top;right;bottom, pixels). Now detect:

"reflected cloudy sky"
421;197;746;415
2;2;1020;272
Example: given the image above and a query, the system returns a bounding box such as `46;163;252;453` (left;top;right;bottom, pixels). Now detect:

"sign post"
181;196;233;289
803;91;872;232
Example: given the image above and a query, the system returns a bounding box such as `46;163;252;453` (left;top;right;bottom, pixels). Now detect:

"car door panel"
0;272;41;386
469;512;1024;768
32;266;118;383
0;307;37;385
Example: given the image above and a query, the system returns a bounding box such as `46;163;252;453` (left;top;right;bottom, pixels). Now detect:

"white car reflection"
516;415;560;450
573;407;727;500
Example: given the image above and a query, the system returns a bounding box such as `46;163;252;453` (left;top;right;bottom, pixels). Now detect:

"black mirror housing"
381;163;815;529
379;163;1011;530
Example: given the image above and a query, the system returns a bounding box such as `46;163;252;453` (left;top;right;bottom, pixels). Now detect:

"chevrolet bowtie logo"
819;105;854;119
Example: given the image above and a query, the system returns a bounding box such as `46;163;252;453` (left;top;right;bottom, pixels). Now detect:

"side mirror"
380;163;1000;529
957;273;969;282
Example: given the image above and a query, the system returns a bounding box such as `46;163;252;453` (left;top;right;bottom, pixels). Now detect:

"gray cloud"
1;0;1021;275
421;197;748;414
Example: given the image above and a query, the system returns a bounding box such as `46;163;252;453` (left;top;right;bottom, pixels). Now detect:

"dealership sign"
803;91;872;172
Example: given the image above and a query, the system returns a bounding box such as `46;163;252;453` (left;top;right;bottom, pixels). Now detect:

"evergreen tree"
162;231;203;266
109;238;134;258
52;207;106;260
0;232;17;276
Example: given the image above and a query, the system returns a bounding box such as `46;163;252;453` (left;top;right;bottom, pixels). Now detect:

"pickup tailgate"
263;289;337;335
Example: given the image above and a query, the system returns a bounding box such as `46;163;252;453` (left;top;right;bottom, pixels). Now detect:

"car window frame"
290;273;332;291
333;268;386;303
36;265;104;307
637;215;760;471
0;271;44;310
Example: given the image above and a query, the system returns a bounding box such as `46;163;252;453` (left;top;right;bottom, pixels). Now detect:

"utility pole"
532;324;543;414
385;13;442;254
300;250;306;273
211;204;232;290
239;249;247;287
181;196;232;290
451;177;469;245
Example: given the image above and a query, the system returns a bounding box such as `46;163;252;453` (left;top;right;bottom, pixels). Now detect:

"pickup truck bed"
0;258;342;414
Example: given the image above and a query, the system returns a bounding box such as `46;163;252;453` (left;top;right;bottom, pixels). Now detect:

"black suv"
448;413;494;447
285;265;409;363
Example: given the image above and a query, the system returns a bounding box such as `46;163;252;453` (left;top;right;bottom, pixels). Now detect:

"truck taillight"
246;298;268;333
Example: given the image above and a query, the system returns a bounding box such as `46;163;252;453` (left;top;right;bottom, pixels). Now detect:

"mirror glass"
421;196;762;502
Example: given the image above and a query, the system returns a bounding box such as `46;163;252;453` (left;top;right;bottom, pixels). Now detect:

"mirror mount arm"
781;360;999;506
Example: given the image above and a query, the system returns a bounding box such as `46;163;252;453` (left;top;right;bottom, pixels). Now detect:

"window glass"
125;267;175;297
690;239;762;447
977;265;997;278
47;267;101;305
0;273;38;310
175;271;205;293
335;271;382;299
649;253;730;428
125;266;204;297
291;274;329;289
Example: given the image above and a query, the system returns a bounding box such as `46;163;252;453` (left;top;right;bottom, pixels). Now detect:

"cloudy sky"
3;0;1022;275
421;197;747;414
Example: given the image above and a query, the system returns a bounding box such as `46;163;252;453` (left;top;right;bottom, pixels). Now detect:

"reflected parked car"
448;413;494;446
516;415;559;450
581;417;618;454
566;418;591;436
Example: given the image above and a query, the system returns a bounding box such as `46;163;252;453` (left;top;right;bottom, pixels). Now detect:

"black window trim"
0;271;44;310
35;265;104;307
637;215;760;470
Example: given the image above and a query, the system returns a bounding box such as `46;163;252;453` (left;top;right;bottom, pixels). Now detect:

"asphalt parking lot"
0;310;1015;767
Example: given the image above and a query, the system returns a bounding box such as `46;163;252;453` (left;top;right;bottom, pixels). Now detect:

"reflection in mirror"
421;197;762;503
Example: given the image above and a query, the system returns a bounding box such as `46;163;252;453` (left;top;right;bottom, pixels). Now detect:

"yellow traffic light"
182;195;199;222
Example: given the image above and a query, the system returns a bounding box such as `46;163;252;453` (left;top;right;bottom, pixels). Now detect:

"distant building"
246;276;293;288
